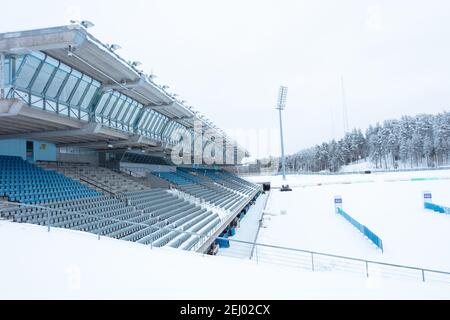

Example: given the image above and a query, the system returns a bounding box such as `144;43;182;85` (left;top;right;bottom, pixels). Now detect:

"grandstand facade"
0;24;261;254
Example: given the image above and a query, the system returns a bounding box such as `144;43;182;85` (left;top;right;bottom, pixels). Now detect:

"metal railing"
1;200;450;284
0;200;219;252
220;238;450;284
37;162;117;196
250;191;271;259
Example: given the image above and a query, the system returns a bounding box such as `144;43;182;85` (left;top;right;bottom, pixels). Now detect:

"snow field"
0;219;449;299
250;172;450;272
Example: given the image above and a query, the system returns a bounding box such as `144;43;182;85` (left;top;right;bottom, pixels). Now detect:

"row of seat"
155;172;193;185
36;164;223;250
177;167;259;196
186;168;259;195
0;156;101;205
152;167;260;211
0;181;220;251
37;162;148;195
1;158;258;252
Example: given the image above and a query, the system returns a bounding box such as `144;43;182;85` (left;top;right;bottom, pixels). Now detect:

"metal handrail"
56;165;117;197
250;190;270;259
36;162;116;196
0;200;216;247
1;200;450;283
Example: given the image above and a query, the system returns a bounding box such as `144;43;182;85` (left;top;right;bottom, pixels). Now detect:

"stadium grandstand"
0;23;261;254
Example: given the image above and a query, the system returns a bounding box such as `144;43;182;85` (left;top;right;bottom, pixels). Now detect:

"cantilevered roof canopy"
0;24;249;158
0;25;190;115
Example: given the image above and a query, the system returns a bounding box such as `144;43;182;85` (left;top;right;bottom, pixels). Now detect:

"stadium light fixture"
80;20;95;29
276;86;288;180
109;44;122;51
67;45;74;57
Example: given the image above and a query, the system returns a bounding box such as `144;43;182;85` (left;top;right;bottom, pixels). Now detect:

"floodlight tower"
276;86;288;180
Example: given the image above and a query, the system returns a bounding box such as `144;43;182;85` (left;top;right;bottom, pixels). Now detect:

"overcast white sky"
1;0;450;157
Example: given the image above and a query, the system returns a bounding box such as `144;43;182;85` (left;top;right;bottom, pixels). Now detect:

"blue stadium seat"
0;156;101;205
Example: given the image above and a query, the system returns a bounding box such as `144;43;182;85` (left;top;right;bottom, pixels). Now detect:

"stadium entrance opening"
26;141;34;162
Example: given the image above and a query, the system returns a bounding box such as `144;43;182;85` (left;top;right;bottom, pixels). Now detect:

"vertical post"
202;235;206;257
97;218;101;240
334;196;343;214
276;86;288;181
278;108;286;180
365;261;369;278
47;209;51;232
311;252;315;272
423;191;432;209
0;53;5;99
422;270;425;282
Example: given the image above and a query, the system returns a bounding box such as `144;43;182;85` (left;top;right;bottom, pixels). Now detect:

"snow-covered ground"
339;159;450;173
1;169;449;299
246;170;450;272
247;169;450;189
340;160;373;172
0;220;449;299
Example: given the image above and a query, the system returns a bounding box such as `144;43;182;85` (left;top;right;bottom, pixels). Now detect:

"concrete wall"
0;139;26;159
57;152;99;165
33;141;56;162
0;139;56;161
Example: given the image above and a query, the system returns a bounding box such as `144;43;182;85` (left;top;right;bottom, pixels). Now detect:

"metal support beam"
159;119;174;141
42;60;61;98
0;53;5;99
88;88;104;120
132;107;146;131
278;107;286;180
26;58;46;92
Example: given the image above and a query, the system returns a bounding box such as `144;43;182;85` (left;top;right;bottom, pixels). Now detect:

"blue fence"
337;208;384;252
424;202;450;215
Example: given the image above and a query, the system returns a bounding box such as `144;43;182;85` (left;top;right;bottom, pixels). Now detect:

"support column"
278;107;286;180
0;53;5;99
